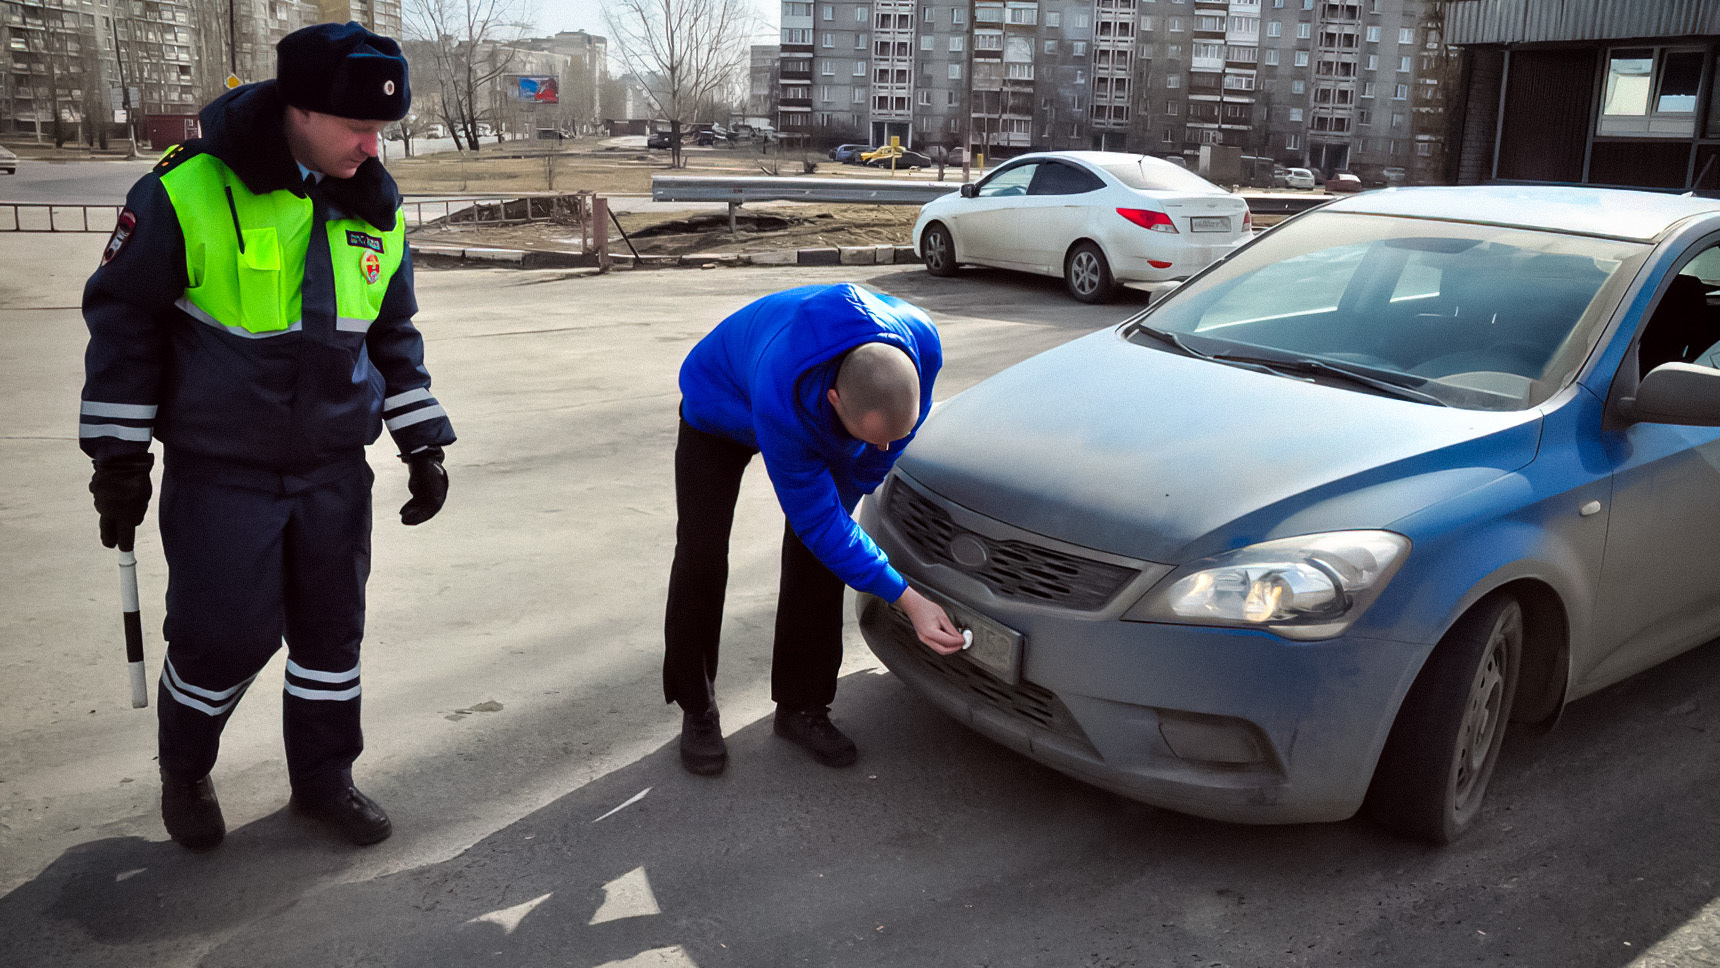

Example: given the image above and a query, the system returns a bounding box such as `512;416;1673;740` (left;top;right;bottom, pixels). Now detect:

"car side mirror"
960;183;978;198
1627;362;1720;426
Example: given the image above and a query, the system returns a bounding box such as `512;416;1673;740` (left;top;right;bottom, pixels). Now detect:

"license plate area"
902;585;1024;685
1189;215;1230;233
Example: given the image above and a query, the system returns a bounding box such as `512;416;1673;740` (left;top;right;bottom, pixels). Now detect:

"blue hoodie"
679;284;942;601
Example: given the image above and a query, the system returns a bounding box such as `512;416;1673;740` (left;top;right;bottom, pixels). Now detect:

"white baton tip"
961;629;973;650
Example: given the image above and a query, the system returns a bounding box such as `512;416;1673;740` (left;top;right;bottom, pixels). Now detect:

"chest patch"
361;250;381;285
345;230;384;253
101;209;137;266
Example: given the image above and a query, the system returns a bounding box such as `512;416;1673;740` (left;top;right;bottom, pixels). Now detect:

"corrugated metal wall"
1456;48;1504;184
1495;48;1594;182
1448;0;1720;45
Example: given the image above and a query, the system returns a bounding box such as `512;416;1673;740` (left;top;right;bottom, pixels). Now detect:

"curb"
410;241;921;271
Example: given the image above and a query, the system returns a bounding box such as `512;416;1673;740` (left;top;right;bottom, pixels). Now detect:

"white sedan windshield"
1128;212;1650;410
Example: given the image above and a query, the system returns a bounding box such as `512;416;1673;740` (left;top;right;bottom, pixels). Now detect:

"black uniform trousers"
155;452;373;798
663;417;847;715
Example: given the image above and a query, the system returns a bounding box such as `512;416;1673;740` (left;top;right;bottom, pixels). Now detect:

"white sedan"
913;151;1251;303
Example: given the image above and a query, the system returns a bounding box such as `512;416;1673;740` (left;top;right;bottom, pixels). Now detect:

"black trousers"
155;454;372;797
663;417;846;715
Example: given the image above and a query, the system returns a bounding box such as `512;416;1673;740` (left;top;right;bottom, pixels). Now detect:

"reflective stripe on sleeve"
383;387;433;411
79;424;153;442
384;404;447;431
81;401;159;420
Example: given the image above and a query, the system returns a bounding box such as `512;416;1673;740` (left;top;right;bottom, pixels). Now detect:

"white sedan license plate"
1190;215;1230;233
909;586;1024;685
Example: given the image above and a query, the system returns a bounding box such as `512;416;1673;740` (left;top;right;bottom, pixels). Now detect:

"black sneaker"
161;770;225;850
773;706;858;767
680;706;727;776
290;785;393;846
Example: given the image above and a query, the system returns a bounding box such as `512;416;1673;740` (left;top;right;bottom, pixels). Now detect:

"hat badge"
384;80;395;96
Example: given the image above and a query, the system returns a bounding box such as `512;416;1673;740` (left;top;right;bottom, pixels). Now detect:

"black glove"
400;446;448;526
90;452;155;551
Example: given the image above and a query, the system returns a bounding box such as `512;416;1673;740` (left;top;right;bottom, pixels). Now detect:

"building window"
1296;21;1309;38
855;5;867;20
853;88;865;102
1289;107;1302;121
1292;79;1304;93
1264;48;1278;65
1141;14;1155;29
1046;9;1061;26
783;27;812;43
820;3;832;18
1366;53;1378;69
1360;80;1373;97
822;60;835;74
949;63;962;79
1601;47;1703;138
857;35;868;49
950;35;964;51
923;5;933;20
1393;82;1406;99
1077;12;1090;27
785;3;812;17
1295;50;1309;67
921;34;933;49
1163;127;1175;141
1365;25;1379;42
1073;40;1087;54
1266;20;1280;37
917;89;931;105
1167;99;1178;114
953;6;965;23
820;85;831;101
1167;74;1182;87
1391;111;1404;127
854;60;866;75
821;32;833;46
1357;108;1370;124
1044;39;1057;53
1285;133;1300;149
1397;26;1413;45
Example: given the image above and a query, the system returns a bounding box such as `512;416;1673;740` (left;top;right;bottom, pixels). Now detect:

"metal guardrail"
654;175;960;206
0;202;122;232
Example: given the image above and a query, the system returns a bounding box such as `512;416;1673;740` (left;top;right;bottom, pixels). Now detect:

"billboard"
511;76;560;104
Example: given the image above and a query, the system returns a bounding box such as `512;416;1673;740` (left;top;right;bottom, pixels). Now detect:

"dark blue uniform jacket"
679;283;942;601
79;81;455;474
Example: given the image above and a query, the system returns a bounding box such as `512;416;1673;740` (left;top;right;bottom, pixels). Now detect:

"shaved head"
829;342;920;448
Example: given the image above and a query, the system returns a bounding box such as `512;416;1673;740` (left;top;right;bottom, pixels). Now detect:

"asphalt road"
1;236;1717;968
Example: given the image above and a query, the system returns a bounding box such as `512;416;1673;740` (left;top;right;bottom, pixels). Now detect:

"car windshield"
1099;158;1222;193
1124;211;1650;411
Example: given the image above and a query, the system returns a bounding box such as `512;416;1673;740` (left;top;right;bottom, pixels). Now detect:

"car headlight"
1123;531;1409;640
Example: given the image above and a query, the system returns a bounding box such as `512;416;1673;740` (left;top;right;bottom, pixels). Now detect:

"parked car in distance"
1161;155;1190;169
866;149;933;169
1284;167;1317;189
1272;165;1290;188
694;130;716;146
1383;166;1409;187
0;144;16;175
1326;172;1365;194
914;151;1250;303
864;185;1720;844
830;143;873;163
646;132;674;149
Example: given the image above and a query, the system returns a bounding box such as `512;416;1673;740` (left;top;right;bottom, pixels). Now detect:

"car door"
950;162;1038;265
1587;239;1720;689
1011;160;1108;275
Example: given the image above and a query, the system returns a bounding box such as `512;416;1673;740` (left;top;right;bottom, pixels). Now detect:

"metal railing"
0;202;123;232
654;175;960;206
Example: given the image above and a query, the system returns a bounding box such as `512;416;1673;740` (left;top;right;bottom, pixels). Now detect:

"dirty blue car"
857;185;1720;843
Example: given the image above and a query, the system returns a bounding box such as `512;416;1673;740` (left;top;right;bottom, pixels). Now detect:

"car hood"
896;329;1544;563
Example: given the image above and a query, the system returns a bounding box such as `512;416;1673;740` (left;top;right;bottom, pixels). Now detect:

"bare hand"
897;586;966;655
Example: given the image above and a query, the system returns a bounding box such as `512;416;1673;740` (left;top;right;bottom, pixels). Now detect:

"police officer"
80;22;454;849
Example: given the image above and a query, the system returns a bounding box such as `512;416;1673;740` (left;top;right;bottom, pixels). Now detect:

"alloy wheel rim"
1453;609;1517;810
1072;253;1100;293
928;232;946;268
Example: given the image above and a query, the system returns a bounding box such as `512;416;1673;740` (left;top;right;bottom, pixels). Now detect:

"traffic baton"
118;533;148;708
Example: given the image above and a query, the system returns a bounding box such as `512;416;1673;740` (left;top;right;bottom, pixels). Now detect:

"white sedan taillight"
1116;208;1179;233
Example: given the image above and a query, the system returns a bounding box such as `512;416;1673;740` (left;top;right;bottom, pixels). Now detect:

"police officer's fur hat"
277;22;411;122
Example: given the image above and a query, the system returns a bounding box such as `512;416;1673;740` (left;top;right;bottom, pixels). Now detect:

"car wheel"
1366;594;1522;844
922;223;959;277
1065;241;1116;304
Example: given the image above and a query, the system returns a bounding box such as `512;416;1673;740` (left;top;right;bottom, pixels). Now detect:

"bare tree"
603;0;749;169
402;0;535;153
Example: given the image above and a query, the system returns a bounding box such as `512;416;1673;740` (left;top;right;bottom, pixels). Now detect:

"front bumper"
858;475;1427;825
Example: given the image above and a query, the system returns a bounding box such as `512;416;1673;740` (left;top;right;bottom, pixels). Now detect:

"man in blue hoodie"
668;284;966;775
80;23;452;849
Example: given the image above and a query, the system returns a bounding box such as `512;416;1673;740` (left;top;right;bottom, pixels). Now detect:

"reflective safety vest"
156;152;404;338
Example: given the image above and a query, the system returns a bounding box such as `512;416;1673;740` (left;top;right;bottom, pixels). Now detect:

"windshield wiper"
1130;325;1290;379
1210;352;1452;407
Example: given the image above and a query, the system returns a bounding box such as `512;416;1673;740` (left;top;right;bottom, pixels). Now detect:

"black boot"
290;785;392;845
161;770;225;849
773;705;858;767
679;705;727;776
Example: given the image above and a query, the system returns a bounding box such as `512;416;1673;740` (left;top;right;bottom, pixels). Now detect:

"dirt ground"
409;203;922;257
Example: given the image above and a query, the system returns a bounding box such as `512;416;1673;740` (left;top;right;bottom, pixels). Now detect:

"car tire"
1366;594;1522;844
922;223;959;277
1065;241;1117;304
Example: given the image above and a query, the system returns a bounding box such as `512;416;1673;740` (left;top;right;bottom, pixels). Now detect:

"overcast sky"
535;0;781;49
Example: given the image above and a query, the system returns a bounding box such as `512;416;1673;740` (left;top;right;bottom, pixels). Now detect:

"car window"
1129;212;1650;411
1030;161;1105;196
978;163;1038;198
1640;243;1720;375
1097;159;1222;193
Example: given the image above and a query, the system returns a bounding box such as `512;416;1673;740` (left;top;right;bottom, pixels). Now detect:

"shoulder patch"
152;142;201;173
101;209;137;266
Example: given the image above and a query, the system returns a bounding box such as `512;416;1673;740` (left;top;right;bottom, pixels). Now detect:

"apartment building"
777;0;1451;180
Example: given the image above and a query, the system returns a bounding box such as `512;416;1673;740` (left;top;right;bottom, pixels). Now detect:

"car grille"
886;480;1138;610
872;600;1094;750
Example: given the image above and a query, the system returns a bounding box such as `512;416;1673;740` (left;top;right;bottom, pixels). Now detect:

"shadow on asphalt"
5;636;1718;968
863;266;1155;328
